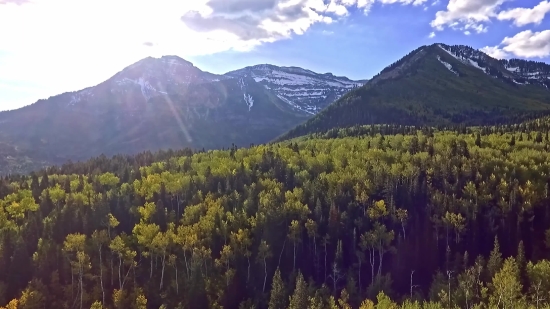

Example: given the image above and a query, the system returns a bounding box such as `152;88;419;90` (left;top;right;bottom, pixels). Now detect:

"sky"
1;0;550;111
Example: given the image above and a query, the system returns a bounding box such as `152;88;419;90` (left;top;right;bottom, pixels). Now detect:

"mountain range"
3;42;550;175
0;56;366;174
226;64;366;114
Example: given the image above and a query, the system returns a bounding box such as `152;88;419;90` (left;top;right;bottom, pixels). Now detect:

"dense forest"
3;119;550;309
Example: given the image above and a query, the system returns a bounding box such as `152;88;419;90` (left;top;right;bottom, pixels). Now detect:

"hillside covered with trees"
276;44;550;142
2;120;550;308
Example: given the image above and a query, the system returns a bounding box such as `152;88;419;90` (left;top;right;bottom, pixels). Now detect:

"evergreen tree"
269;268;287;309
488;236;503;280
288;272;308;309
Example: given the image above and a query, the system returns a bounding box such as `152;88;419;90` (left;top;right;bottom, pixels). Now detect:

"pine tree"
509;135;516;146
268;268;287;309
488;236;503;280
516;240;527;289
289;272;308;309
535;132;543;143
490;258;523;308
475;133;481;147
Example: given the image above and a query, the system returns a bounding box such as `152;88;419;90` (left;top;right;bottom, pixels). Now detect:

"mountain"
225;64;366;114
0;56;364;175
278;43;550;141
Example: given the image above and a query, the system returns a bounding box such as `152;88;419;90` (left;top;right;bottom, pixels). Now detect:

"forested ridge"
276;44;550;142
3;120;550;308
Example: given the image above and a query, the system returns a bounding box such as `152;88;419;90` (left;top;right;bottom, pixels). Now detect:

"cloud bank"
497;0;550;27
482;30;550;59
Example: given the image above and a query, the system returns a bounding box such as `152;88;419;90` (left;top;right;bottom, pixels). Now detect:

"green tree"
490;257;523;309
288;272;308;309
487;236;503;280
269;268;287;309
63;233;90;309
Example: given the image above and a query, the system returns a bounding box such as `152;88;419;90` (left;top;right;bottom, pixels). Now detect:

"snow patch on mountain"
468;59;486;73
438;45;461;61
226;65;365;114
276;94;315;115
115;77;159;100
438;44;550;89
68;89;93;106
501;59;550;81
160;58;189;66
244;94;254;111
251;69;361;88
438;44;488;73
238;78;255;111
506;66;520;73
436;56;458;76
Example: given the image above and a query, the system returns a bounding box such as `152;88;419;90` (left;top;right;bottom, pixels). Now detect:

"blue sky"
1;0;550;111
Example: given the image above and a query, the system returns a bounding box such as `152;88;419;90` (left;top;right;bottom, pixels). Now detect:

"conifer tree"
288;272;308;309
269;268;287;309
487;236;503;280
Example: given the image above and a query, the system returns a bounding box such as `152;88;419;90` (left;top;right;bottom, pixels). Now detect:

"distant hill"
0;56;365;175
277;43;550;141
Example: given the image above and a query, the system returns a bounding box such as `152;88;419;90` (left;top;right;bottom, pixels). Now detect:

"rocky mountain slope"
0;56;364;175
226;64;366;114
278;43;550;141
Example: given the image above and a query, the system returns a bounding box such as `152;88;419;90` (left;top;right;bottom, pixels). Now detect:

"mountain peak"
225;64;366;114
368;43;550;88
63;55;224;106
158;55;194;66
125;55;194;71
277;42;550;141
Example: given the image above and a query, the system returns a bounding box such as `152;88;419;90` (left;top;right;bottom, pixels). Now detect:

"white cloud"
179;0;380;43
431;0;550;35
430;0;506;33
428;31;436;38
482;30;550;59
326;0;352;16
497;0;550;27
480;46;510;59
379;0;427;6
0;0;28;4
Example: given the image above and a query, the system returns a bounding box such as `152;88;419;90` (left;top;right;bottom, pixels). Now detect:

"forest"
2;119;550;309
